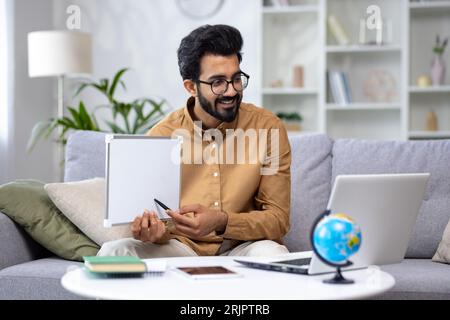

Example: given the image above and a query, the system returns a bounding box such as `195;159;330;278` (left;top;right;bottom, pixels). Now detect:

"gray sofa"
1;131;450;299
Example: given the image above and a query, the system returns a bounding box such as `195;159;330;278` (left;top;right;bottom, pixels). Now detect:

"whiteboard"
104;135;182;227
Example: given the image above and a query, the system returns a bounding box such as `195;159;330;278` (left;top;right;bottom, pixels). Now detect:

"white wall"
7;0;260;183
11;0;56;182
53;0;260;117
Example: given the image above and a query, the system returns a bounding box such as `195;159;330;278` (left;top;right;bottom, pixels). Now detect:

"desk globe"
310;210;362;284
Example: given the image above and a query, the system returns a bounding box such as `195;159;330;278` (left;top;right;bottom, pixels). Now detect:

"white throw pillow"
433;219;450;264
45;178;132;246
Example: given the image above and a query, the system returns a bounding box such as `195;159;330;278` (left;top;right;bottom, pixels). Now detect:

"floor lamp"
28;30;92;181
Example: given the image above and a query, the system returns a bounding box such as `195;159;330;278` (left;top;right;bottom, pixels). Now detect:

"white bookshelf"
262;5;318;14
260;0;322;134
262;87;318;95
326;45;402;53
408;0;450;139
409;131;450;139
409;86;450;93
259;0;450;140
326;103;402;110
409;1;450;11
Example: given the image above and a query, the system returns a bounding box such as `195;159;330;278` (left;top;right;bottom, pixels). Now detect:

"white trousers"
97;238;289;258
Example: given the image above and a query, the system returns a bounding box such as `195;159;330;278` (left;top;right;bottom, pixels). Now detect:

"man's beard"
198;89;242;123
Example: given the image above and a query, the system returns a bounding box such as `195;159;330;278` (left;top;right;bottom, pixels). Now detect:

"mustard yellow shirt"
147;97;291;255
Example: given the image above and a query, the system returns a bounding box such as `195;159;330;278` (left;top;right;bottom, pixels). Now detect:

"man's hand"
131;209;166;243
167;204;228;238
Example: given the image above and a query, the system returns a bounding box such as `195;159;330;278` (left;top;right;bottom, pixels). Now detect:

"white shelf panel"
326;103;402;111
326;45;402;53
262;87;318;95
409;86;450;93
409;131;450;139
409;1;450;12
287;131;318;137
262;5;318;14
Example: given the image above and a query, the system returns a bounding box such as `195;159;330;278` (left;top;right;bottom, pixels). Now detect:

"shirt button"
213;172;219;177
214;201;219;207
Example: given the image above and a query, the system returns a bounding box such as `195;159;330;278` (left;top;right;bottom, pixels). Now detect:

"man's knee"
245;240;289;257
97;238;139;257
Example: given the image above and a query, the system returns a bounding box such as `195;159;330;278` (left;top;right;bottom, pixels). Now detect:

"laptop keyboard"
273;258;312;266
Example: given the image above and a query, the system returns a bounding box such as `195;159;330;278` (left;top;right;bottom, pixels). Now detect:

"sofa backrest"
65;130;450;259
65;131;106;182
65;131;334;253
284;134;333;252
332;139;450;259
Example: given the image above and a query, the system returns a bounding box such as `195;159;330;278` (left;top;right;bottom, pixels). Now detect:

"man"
98;24;291;258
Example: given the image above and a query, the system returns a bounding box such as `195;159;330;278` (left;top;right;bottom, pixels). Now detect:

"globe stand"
323;266;354;285
310;209;358;285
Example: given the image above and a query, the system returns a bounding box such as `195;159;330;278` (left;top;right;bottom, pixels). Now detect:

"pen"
154;198;173;222
154;198;172;211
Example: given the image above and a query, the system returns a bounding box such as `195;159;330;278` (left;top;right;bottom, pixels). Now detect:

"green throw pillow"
0;180;99;261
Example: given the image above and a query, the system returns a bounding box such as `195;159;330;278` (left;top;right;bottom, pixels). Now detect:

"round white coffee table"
61;256;395;300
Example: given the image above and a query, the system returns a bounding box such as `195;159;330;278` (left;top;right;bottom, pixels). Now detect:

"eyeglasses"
197;72;250;95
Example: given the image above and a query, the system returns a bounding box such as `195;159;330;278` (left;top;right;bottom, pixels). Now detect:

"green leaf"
73;83;90;97
26;120;53;153
119;80;127;91
109;68;129;99
105;120;126;134
57;117;78;129
67;106;83;128
78;101;97;130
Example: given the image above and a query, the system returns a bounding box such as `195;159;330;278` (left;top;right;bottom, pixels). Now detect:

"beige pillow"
433;219;450;264
45;178;132;246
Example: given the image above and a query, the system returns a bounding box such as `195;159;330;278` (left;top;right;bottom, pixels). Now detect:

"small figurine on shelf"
430;35;448;86
270;79;284;88
417;74;432;88
276;111;303;132
292;65;304;88
426;110;438;131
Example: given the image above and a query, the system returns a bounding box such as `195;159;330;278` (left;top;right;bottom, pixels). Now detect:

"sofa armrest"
0;212;50;270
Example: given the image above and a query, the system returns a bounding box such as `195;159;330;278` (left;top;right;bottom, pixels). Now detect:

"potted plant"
276;111;303;132
431;35;448;86
28;68;166;151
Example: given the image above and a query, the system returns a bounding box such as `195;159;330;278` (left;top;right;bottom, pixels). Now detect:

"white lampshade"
28;30;92;78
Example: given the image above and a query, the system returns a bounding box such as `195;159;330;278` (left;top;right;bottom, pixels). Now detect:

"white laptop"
235;173;430;275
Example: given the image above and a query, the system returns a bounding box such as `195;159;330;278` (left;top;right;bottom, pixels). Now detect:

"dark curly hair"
177;24;243;81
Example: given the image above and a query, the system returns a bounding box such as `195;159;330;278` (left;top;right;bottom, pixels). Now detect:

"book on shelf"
327;15;350;46
328;71;352;105
83;256;147;273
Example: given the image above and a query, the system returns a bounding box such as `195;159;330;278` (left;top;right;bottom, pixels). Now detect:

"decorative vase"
430;54;446;86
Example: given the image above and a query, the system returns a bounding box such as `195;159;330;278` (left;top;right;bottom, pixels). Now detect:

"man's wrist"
216;210;228;234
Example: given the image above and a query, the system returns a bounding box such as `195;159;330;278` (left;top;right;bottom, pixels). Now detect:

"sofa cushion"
433;217;450;264
0;257;85;300
0;212;50;270
0;180;99;261
65;130;106;182
285;134;333;252
379;259;450;300
331;139;450;258
45;178;132;246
